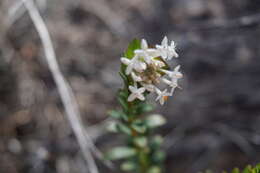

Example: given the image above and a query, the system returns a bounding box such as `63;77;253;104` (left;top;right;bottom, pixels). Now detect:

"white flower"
134;50;153;64
131;72;142;82
128;85;146;102
156;36;178;60
161;65;183;79
135;39;159;64
155;88;171;105
121;56;146;75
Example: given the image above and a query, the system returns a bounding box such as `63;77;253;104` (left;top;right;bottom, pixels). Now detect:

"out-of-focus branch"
185;13;260;31
21;0;102;172
7;0;46;27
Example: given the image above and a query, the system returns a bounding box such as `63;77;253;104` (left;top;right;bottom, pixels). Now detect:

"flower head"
122;36;183;104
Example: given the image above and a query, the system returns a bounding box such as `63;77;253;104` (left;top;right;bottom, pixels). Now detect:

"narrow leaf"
106;147;137;160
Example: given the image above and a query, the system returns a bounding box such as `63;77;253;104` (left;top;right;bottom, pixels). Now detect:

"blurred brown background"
1;0;260;173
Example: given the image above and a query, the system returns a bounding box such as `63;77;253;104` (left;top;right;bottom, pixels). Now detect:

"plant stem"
124;93;150;173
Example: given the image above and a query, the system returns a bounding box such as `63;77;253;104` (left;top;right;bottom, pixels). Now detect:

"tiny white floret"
156;36;179;60
131;72;142;82
155;88;171;105
128;85;146;102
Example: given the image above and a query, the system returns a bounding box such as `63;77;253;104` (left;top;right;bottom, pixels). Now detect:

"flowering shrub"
106;36;182;173
105;36;260;173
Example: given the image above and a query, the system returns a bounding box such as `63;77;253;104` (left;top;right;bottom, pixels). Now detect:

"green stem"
124;93;150;173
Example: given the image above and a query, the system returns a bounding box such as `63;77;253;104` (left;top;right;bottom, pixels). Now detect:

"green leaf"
145;114;166;128
151;135;164;148
106;121;118;133
108;110;121;119
117;96;128;111
131;120;147;133
106;147;137;160
119;71;128;86
118;89;128;100
133;137;148;148
108;110;128;121
148;166;162;173
136;103;154;114
117;123;132;135
152;150;166;163
124;39;141;59
121;161;137;171
243;165;252;173
232;168;240;173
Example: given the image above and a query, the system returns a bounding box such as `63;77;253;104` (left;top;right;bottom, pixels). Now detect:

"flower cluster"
121;36;183;105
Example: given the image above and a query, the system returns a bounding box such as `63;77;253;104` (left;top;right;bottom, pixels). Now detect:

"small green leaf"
118;96;128;111
106;147;137;160
124;39;141;59
118;89;128;100
133;137;148;148
137;103;154;114
151;135;164;148
132;120;146;133
145;114;166;128
152;150;166;163
148;166;162;173
232;168;240;173
108;110;128;121
121;161;137;171
119;71;128;86
243;165;252;173
106;121;118;133
117;123;132;135
108;110;121;119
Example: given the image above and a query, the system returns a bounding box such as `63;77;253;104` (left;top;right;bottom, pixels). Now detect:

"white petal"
170;86;176;95
120;57;130;65
170;41;176;48
137;87;146;93
144;56;153;64
134;62;147;72
175;65;180;71
159;98;164;105
141;83;155;92
129;85;137;92
147;49;159;57
131;72;142;82
128;93;137;102
125;65;133;75
160;50;168;60
162;36;168;47
141;39;148;50
155;87;162;95
171;50;178;58
161;78;171;85
137;94;145;101
134;49;143;55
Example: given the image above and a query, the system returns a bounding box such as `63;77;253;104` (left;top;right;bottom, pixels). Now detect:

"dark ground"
1;0;260;173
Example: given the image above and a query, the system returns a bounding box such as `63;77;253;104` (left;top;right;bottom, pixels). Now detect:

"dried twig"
21;0;101;172
7;0;46;27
